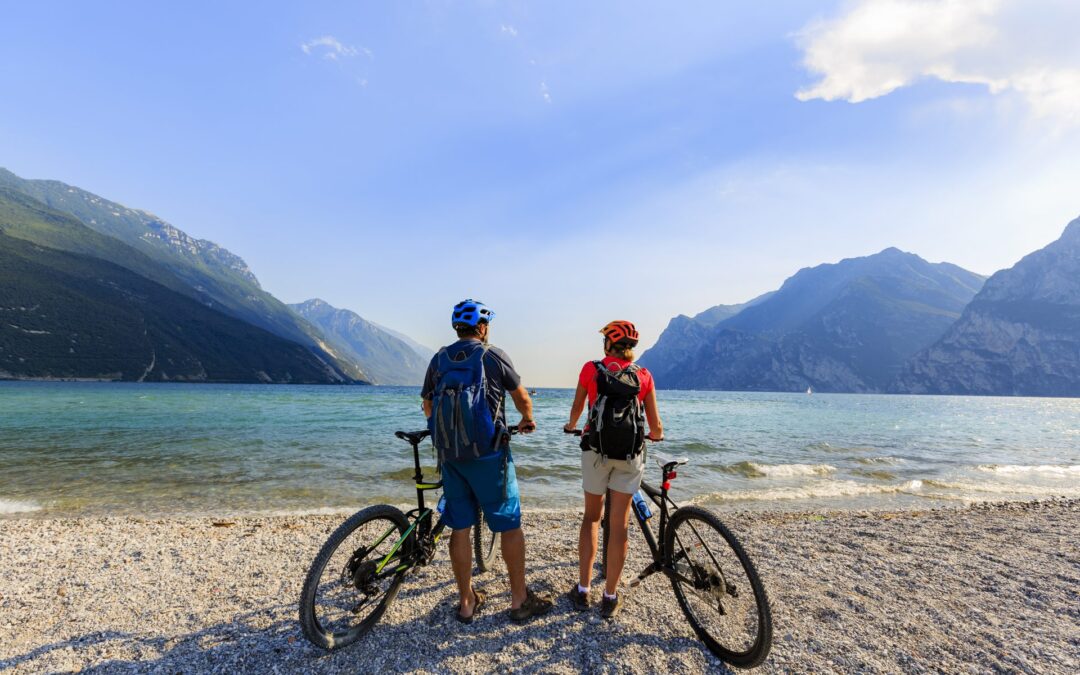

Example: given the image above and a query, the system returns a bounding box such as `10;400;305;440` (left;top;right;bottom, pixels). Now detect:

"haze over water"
1;382;1077;517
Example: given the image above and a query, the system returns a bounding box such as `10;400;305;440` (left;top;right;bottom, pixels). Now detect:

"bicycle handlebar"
395;425;525;444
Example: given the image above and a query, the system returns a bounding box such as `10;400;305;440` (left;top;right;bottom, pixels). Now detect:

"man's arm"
508;385;535;433
422;398;433;419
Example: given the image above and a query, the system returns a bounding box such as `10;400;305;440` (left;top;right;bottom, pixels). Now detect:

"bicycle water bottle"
632;492;652;521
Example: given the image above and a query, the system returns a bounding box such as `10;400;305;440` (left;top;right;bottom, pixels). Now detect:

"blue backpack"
428;344;503;464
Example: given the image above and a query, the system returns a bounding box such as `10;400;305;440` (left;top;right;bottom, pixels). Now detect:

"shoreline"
4;490;1078;521
2;499;1077;673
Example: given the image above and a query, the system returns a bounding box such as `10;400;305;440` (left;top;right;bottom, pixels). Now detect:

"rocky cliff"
894;217;1080;396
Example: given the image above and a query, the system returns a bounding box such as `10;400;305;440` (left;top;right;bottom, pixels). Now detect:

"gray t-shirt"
421;339;522;431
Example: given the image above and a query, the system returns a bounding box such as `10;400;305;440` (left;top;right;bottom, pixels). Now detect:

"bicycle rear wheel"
298;504;412;650
664;506;772;668
473;507;498;573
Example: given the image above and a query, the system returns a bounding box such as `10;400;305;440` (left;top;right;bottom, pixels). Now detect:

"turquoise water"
1;382;1078;517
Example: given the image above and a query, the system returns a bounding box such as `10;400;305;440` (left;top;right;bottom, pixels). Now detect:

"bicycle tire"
298;504;411;650
473;507;499;573
664;505;772;669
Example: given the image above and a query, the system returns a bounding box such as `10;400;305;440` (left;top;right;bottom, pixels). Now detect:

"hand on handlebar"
646;433;664;442
518;418;536;434
563;424;583;437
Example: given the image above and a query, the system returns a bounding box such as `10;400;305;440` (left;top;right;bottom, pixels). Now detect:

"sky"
2;0;1080;386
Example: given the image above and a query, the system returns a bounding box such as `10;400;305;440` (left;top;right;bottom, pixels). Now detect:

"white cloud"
300;35;370;61
540;81;552;104
500;24;518;38
795;0;1080;126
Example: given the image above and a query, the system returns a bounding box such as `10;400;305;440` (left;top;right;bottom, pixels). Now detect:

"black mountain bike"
298;428;511;650
570;430;773;669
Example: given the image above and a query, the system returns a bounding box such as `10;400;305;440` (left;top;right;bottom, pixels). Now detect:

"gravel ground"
1;499;1078;674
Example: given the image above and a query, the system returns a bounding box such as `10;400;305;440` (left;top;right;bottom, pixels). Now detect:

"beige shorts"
581;451;646;496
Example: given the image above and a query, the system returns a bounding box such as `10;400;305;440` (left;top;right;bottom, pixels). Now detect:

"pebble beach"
1;499;1077;674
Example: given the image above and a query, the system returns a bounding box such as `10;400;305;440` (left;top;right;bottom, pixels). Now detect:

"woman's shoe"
568;584;591;611
600;593;621;619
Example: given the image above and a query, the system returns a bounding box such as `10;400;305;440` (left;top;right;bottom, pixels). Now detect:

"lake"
1;382;1077;517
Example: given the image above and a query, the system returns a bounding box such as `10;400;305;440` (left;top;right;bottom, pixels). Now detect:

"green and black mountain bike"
298;428;506;650
569;429;773;669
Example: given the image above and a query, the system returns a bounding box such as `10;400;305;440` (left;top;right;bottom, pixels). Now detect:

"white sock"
603;590;617;600
577;584;589;594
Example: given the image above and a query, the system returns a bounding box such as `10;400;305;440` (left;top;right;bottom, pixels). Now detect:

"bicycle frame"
360;432;448;581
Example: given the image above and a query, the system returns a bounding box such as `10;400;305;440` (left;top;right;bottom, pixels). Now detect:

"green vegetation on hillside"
0;231;345;382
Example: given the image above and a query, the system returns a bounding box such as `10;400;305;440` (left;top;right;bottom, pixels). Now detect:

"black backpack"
582;360;646;461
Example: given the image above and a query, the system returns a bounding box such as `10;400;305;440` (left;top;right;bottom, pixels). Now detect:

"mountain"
638;293;773;383
0;168;367;383
645;249;986;392
894;218;1080;396
290;299;432;385
0;228;347;383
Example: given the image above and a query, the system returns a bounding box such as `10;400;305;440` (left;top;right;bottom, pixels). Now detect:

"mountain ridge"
643;248;986;392
0;167;368;383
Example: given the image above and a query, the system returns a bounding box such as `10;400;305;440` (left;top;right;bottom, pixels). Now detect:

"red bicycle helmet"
600;320;639;344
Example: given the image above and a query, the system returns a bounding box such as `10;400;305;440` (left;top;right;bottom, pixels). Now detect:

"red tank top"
578;356;654;407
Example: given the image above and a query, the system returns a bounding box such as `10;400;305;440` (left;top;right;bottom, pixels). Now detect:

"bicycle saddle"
653;453;689;472
395;430;430;445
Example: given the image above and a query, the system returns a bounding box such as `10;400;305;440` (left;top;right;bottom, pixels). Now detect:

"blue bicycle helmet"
451;299;495;327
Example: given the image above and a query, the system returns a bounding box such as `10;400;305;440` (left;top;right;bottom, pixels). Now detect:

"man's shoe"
568;584;591;611
508;589;554;623
600;593;621;620
455;588;486;624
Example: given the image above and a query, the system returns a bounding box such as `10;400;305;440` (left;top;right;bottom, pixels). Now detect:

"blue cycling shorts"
439;450;521;533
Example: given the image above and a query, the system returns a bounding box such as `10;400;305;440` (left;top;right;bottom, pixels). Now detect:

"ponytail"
605;339;636;362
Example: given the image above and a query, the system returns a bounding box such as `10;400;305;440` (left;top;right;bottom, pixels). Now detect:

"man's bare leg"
500;527;527;609
449;527;475;617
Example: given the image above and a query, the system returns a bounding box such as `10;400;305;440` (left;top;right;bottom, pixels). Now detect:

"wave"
975;464;1080;476
693;479;924;503
850;468;898;481
854;456;899;466
0;499;42;514
803;441;881;454
922;479;1080;498
716;461;836;478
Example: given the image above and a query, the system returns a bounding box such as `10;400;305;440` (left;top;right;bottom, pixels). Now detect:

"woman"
563;320;663;619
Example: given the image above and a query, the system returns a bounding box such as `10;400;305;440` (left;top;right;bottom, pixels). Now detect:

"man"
421;299;553;623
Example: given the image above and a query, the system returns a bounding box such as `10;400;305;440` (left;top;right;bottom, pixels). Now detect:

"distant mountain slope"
290;299;431;385
0;231;347;383
894;217;1080;396
0;168;367;383
650;249;986;392
371;321;435;361
638;293;773;383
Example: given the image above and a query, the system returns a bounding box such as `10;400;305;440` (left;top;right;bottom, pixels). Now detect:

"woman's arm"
643;388;664;440
564;382;588;431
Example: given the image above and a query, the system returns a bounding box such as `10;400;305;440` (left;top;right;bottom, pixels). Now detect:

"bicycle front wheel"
298;504;412;650
664;506;772;668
